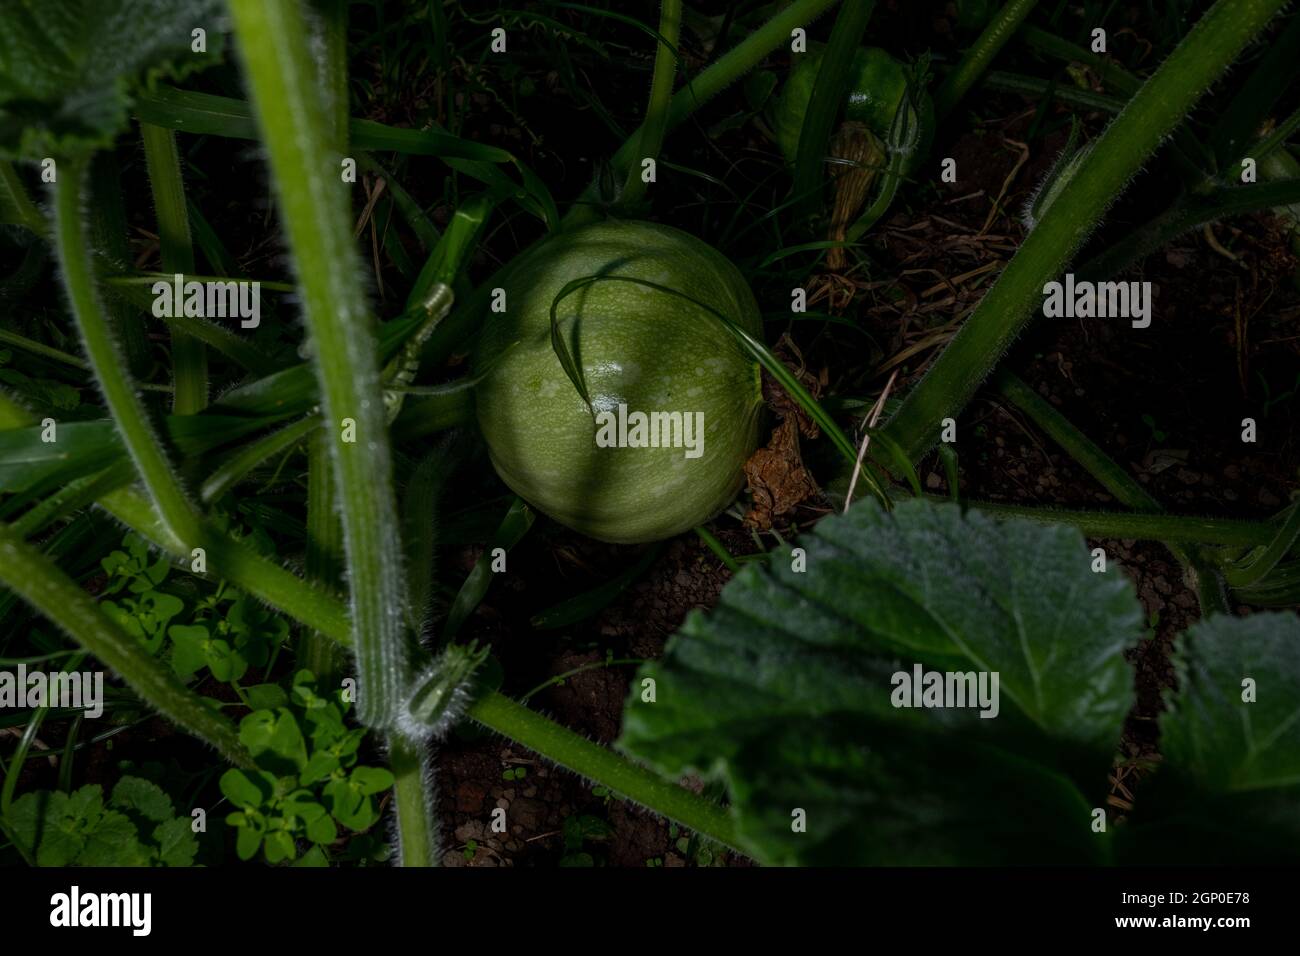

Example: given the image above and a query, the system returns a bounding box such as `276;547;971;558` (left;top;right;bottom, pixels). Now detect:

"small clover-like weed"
97;534;287;687
220;671;393;864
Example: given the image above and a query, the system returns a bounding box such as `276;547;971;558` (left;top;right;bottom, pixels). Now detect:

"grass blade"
882;0;1291;463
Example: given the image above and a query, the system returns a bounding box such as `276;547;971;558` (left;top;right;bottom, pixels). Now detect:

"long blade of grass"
882;0;1291;464
134;85;558;229
934;0;1040;119
530;542;668;630
141;122;207;414
199;414;320;503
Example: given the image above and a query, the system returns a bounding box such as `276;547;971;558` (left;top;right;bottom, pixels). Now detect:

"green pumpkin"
770;44;933;169
473;220;764;544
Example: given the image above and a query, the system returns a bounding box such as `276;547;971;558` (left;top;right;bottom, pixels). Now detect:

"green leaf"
1116;613;1300;863
1162;612;1300;791
168;623;208;679
111;775;175;823
304;811;338;846
350;766;394;796
5;789;85;865
292;844;330;866
239;708;308;775
322;766;392;831
203;637;247;683
0;414;287;495
300;750;340;786
79;810;151;866
219;768;275;810
233;817;264;860
153;815;199;866
263;827;297;863
243;683;289;710
0;0;225;159
618;498;1143;865
0;420;124;492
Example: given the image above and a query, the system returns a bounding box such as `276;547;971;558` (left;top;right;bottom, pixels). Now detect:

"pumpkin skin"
473;220;764;544
770;45;934;170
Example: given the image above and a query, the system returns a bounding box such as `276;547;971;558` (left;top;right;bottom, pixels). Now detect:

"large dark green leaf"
0;0;224;158
1118;613;1300;864
1164;612;1300;790
618;498;1143;865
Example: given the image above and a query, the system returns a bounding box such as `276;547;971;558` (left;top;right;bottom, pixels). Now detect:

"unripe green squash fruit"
769;44;934;171
473;220;764;544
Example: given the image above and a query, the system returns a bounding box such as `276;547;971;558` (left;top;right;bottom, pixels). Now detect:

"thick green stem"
935;0;1040;118
317;0;350;148
302;429;345;681
53;156;204;549
469;692;742;853
141;122;207;414
883;0;1290;463
0;528;250;766
388;736;437;866
620;0;681;209
229;0;410;730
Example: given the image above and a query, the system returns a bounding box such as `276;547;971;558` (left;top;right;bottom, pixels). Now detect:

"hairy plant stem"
53;155;205;550
882;0;1290;463
0;528;250;766
229;0;411;732
301;0;351;686
567;0;840;227
470;692;741;853
141;122;207;414
934;0;1040;119
620;0;682;209
387;736;437;866
302;431;345;681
